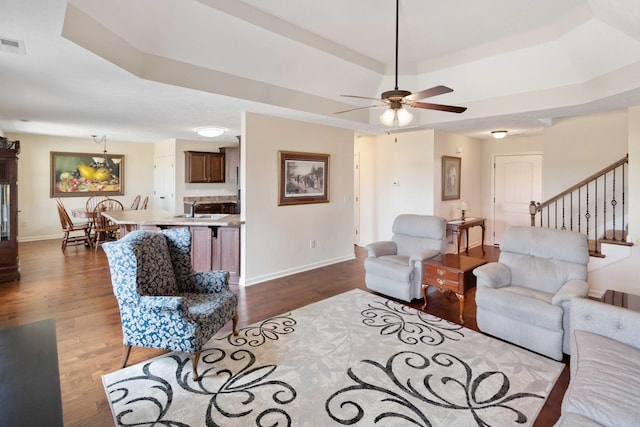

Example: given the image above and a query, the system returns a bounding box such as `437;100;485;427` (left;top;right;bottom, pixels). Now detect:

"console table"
447;217;486;254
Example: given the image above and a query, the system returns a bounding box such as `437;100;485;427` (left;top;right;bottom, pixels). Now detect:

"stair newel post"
529;201;536;226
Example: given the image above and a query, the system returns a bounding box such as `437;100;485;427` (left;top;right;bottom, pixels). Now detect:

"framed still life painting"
50;151;124;197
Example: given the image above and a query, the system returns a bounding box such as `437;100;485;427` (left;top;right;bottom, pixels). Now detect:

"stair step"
587;240;605;258
600;229;633;247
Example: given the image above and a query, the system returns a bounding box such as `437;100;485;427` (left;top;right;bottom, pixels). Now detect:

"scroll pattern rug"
102;289;563;426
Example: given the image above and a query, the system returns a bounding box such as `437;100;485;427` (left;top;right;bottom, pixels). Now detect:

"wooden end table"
600;289;640;312
422;254;487;324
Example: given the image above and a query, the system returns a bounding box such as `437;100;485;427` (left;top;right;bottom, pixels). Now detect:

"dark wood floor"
0;240;567;426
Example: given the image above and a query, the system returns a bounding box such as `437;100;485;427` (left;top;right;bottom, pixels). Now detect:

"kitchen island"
103;209;243;284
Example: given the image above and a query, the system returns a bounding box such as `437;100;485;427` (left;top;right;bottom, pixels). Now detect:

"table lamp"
458;200;469;222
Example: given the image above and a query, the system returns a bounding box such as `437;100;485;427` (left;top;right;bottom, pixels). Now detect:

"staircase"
529;154;631;258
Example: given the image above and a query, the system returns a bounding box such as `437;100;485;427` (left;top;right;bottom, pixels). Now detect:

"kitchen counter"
102;209;243;284
102;209;244;227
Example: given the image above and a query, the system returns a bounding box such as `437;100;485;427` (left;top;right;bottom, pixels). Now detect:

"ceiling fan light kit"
380;107;413;127
335;0;466;128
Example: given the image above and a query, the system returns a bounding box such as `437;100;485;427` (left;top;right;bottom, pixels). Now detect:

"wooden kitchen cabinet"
185;151;224;183
183;202;238;215
190;225;240;284
220;146;239;183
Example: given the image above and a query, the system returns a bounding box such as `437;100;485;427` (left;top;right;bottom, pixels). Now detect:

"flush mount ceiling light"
491;130;508;139
195;127;226;138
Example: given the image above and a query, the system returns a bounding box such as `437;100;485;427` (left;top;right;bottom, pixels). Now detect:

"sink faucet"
189;201;199;218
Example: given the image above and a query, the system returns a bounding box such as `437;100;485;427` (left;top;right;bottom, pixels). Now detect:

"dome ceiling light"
196;127;226;138
491;130;508;139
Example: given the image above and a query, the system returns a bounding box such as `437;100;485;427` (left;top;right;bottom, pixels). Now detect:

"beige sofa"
554;297;640;426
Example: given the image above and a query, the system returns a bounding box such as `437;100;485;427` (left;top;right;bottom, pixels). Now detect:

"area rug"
102;289;563;426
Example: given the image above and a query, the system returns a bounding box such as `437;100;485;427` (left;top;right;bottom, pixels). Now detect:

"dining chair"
55;198;93;252
130;195;141;210
92;199;124;252
140;196;149;210
86;195;109;230
86;195;109;212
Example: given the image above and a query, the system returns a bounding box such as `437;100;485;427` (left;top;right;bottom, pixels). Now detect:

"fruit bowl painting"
50;151;124;197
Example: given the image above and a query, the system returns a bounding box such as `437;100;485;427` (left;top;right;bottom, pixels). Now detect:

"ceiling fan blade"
334;104;383;114
411;102;467;113
404;85;453;102
340;94;380;101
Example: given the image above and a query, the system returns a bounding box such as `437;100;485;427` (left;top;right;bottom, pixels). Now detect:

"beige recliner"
364;214;447;302
473;226;589;360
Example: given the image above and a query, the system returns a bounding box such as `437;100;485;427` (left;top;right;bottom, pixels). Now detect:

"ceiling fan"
335;0;467;127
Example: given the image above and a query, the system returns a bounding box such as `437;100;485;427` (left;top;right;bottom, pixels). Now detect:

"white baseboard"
241;253;356;287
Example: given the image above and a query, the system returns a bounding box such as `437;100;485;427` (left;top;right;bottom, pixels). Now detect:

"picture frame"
278;151;330;206
442;155;461;201
50;151;124;197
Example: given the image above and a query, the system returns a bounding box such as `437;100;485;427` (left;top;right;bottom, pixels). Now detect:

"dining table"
71;208;99;242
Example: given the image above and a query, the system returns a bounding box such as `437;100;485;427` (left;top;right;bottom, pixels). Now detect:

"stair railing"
529;154;628;256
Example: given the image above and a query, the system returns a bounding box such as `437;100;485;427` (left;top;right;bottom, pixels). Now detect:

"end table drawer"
424;276;459;292
424;264;459;282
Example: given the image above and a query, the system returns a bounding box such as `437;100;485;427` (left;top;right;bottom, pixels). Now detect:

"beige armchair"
473;226;589;360
364;214;447;302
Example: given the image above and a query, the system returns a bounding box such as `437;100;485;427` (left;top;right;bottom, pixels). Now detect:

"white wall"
354;134;376;246
242;113;355;285
629;106;640;244
11;133;154;241
433;131;484;252
356;130;437;244
544;110;628;199
356;129;484;252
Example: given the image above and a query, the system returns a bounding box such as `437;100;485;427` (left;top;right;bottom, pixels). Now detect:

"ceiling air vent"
0;38;26;55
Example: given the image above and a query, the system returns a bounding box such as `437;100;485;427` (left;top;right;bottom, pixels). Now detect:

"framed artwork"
50;151;124;197
442;155;461;201
278;151;330;206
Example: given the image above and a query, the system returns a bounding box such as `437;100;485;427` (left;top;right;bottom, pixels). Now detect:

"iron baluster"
585;182;591;243
611;166;617;241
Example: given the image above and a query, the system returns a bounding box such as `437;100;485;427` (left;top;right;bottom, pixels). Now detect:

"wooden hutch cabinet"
185;151;224;183
0;138;20;282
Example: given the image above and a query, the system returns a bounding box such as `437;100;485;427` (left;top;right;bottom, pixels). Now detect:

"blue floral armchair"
103;228;238;380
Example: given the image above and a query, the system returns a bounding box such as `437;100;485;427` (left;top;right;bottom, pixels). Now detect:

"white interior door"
153;155;174;212
493;154;542;245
